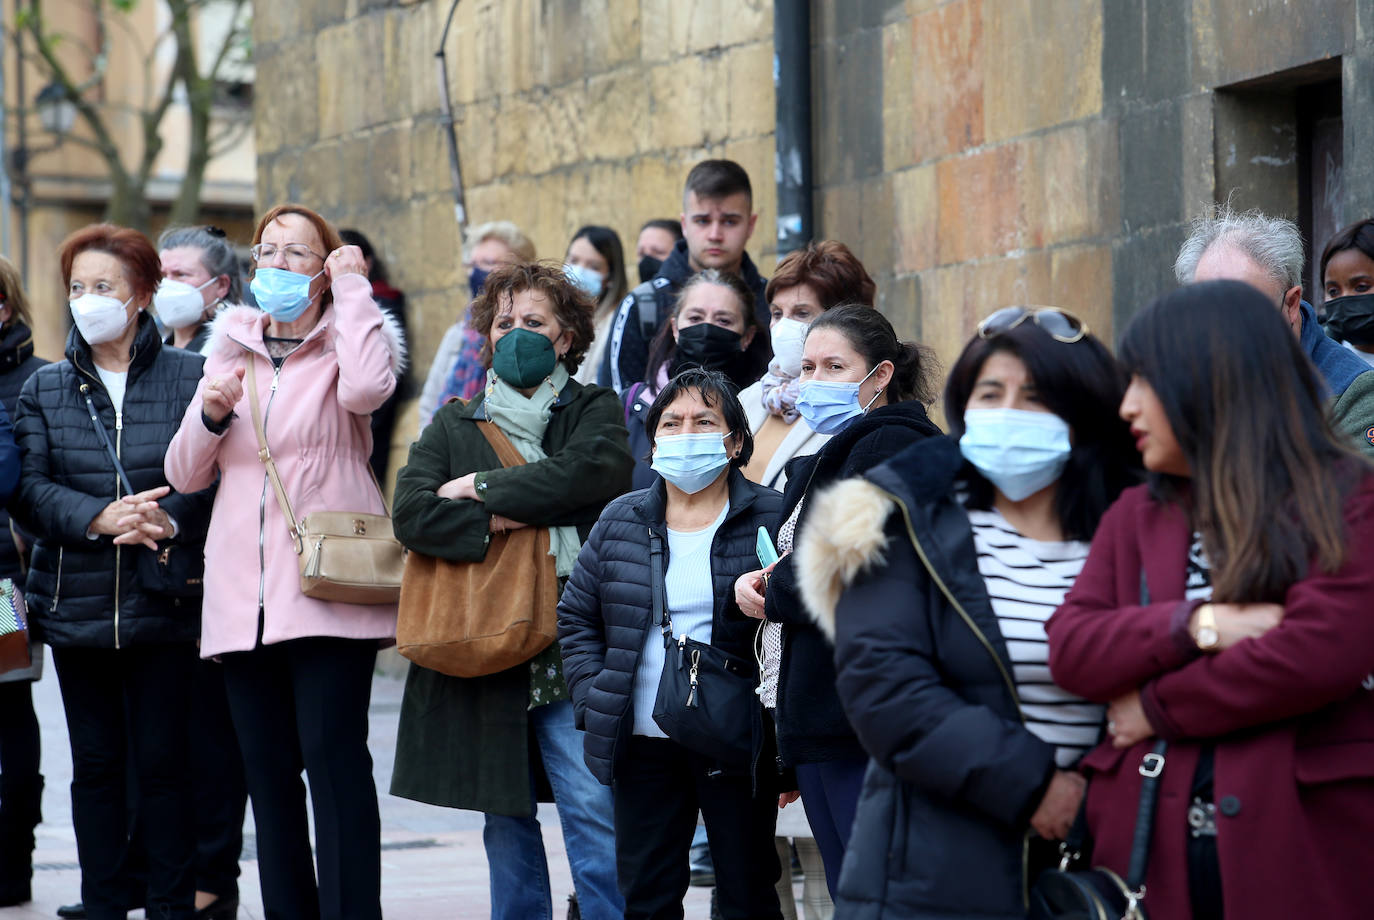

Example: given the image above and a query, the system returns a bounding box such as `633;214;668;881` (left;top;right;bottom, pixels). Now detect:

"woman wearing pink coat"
166;204;404;920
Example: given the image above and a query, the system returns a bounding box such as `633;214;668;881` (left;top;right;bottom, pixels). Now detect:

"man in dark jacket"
1175;206;1374;455
602;159;771;392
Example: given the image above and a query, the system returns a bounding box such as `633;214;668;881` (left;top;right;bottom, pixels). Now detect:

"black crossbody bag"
1029;571;1162;920
79;382;203;598
648;529;755;767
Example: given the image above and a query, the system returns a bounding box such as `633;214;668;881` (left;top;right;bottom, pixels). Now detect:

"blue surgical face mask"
959;408;1073;502
564;262;605;299
795;365;880;435
651;432;731;494
250;267;324;322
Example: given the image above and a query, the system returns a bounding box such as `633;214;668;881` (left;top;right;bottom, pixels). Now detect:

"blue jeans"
796;756;868;899
483;701;623;920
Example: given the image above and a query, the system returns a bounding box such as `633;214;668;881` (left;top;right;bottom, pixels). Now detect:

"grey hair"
1174;205;1305;294
463;221;536;264
157;225;244;303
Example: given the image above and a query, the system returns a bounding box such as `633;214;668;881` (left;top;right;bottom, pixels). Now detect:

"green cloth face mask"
491;327;558;388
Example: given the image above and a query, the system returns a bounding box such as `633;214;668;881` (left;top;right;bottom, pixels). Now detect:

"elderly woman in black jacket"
12;224;213;920
558;367;785;920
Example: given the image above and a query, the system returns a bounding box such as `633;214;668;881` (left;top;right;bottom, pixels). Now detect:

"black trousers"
51;644;197;920
190;657;247;899
221;637;381;920
613;736;782;920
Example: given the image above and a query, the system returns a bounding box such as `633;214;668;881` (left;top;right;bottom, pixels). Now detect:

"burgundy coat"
1046;480;1374;920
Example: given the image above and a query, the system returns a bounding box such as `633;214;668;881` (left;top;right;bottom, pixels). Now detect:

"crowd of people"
0;153;1370;920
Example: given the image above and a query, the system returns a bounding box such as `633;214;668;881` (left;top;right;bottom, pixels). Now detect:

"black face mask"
672;323;744;375
1323;293;1374;346
638;255;663;285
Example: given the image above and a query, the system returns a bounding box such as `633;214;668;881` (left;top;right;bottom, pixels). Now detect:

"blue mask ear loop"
858;363;883;413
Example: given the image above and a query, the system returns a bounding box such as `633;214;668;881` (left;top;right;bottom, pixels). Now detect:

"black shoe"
56;904;87;920
565;893;580;920
688;841;715;888
195;896;239;919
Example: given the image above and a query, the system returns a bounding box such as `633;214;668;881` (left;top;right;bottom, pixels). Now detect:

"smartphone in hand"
756;526;779;568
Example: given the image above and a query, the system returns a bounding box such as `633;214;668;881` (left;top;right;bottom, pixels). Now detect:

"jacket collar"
67;311;164;383
656;238;767;292
0;321;35;373
1300;300;1372;399
630;467;760;533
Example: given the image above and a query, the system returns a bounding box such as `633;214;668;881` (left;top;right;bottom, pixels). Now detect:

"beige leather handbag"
245;359;404;605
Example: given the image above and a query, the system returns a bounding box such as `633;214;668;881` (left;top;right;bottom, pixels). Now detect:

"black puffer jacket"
557;468;782;785
765;400;941;767
13;314;215;648
798;436;1057;919
0;321;47;582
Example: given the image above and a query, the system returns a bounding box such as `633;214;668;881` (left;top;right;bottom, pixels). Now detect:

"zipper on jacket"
257;361;284;625
50;548;63;611
113;411;123;649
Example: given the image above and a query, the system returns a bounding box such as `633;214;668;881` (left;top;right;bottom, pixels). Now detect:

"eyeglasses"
976;306;1089;344
250;243;325;266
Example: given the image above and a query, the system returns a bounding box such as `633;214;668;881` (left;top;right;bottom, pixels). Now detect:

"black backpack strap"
635;283;661;339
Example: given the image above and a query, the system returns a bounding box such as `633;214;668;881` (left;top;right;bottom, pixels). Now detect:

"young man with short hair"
603;160;771;392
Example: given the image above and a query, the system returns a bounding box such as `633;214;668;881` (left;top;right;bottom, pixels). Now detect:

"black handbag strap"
649;529;670;645
79;383;134;496
1127;740;1167;892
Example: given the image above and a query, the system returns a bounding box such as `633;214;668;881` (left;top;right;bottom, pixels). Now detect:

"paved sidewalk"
4;660;725;919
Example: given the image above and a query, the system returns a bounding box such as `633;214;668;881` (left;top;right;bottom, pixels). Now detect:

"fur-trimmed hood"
797;477;897;641
796;434;969;641
206;275;407;376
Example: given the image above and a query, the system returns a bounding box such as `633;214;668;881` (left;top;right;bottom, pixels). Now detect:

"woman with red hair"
12;223;214;918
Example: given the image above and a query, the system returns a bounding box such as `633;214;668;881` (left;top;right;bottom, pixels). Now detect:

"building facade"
256;0;1373;419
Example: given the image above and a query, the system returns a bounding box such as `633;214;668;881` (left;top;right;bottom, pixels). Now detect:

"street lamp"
34;81;77;138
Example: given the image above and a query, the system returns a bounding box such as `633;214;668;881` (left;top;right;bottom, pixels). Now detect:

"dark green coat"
389;378;633;816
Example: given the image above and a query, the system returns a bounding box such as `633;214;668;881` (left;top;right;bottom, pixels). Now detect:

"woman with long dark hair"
563;225;629;386
1046;280;1374;919
795;307;1140;917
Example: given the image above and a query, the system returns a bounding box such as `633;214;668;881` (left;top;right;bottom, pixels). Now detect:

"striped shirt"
967;507;1103;768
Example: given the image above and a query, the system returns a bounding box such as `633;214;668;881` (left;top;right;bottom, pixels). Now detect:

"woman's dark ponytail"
806;304;939;404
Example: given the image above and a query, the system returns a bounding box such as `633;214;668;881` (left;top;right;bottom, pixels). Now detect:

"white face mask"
69;293;136;345
153;277;217;330
770;317;809;377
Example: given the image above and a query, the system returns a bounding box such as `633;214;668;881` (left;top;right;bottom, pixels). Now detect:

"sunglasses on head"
976;306;1089;344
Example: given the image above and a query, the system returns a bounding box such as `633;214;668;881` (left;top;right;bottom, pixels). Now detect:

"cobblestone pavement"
4;662;726;919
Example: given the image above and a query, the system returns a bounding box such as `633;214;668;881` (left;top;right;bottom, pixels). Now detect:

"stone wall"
813;0;1369;377
255;0;1371;436
253;0;778;396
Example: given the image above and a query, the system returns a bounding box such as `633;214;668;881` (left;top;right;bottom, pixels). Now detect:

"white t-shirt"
95;367;128;414
631;502;728;738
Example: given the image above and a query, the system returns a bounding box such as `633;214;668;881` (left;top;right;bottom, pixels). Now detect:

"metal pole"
773;0;814;255
12;0;30;282
0;17;11;258
435;0;468;242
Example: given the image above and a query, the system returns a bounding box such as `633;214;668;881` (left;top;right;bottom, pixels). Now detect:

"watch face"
1198;626;1220;649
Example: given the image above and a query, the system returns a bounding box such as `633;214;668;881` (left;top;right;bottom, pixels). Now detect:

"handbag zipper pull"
686;649;700;709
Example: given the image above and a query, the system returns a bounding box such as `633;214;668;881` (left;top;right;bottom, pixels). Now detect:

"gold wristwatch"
1193;603;1221;651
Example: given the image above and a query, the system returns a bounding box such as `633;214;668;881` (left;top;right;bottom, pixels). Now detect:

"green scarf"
483;363;581;577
